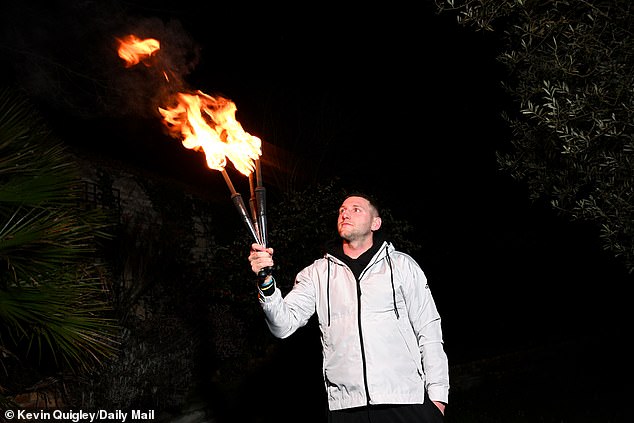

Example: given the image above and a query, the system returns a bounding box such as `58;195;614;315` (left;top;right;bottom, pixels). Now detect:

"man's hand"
248;243;274;276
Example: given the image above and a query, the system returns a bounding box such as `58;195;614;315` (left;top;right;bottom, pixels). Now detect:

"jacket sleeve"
397;254;450;404
258;266;318;339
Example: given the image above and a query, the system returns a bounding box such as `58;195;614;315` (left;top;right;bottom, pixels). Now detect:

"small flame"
159;91;261;176
117;35;160;67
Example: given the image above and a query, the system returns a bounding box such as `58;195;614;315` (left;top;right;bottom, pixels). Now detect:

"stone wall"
68;154;229;418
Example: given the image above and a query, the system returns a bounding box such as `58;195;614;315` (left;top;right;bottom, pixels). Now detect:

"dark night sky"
1;1;630;364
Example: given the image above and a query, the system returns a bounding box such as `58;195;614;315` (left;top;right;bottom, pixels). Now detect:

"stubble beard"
339;225;362;243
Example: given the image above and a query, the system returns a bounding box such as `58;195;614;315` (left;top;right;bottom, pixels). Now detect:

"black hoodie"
324;229;387;280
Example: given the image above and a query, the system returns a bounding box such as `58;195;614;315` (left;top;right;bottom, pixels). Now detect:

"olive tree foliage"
435;0;634;273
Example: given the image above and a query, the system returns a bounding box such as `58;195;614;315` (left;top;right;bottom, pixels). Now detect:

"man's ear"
371;216;382;231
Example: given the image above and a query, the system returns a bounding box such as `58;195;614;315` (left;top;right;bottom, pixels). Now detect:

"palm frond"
0;85;120;378
0;273;119;372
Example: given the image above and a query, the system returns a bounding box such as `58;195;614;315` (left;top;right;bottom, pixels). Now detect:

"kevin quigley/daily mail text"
15;409;154;422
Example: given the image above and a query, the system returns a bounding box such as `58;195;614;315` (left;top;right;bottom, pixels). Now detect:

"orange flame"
117;34;262;176
158;91;261;176
117;35;160;67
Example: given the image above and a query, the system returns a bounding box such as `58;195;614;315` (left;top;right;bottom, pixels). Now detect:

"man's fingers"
250;244;273;256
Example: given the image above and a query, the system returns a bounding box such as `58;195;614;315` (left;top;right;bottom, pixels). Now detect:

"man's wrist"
260;275;274;287
258;275;275;296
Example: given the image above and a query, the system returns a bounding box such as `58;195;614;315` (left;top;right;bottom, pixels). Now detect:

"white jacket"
259;241;450;410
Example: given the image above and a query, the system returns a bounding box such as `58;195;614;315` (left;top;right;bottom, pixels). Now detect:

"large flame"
117;35;160;67
117;33;262;176
158;91;261;176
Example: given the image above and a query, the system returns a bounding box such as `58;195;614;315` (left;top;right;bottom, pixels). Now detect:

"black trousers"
327;399;444;423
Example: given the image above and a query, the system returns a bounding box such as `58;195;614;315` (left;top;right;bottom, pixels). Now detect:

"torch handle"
255;186;267;248
255;187;272;281
258;266;273;280
230;193;260;244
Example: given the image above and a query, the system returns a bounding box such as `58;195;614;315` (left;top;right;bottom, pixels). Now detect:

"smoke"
0;0;201;120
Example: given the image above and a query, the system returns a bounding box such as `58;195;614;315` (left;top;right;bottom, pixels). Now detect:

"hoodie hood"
324;229;388;281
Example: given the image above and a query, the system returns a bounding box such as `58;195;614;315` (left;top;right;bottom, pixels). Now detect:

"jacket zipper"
337;246;389;406
355;274;371;406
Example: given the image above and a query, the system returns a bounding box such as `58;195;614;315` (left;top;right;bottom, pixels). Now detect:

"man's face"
337;196;381;242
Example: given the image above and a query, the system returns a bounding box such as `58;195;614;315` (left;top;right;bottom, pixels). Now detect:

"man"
249;193;449;422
